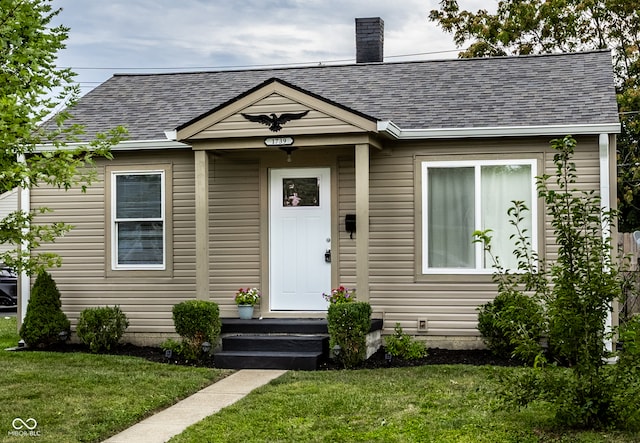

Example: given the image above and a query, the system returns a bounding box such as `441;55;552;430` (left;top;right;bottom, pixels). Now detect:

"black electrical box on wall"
345;214;356;238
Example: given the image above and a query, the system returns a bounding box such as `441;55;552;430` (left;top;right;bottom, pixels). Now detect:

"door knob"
324;249;331;263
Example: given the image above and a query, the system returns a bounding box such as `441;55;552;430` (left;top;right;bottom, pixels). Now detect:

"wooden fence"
618;232;640;318
619;232;640;270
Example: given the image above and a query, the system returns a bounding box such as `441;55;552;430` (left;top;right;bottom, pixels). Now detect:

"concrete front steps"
214;318;383;370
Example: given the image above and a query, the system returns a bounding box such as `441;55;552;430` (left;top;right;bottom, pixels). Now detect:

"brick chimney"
355;17;384;63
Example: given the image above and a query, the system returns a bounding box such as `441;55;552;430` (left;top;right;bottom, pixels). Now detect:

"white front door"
269;168;331;311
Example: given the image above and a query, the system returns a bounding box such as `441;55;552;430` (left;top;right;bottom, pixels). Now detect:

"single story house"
21;18;621;349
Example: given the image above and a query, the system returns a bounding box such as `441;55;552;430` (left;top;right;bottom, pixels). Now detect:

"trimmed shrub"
385;323;428;360
172;300;221;361
76;306;129;353
477;290;545;364
327;301;371;368
19;271;70;347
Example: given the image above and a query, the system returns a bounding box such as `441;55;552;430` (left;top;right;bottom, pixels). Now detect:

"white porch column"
194;150;210;300
355;143;370;302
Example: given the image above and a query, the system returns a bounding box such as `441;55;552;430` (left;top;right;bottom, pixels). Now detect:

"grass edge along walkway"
0;316;232;443
103;369;287;443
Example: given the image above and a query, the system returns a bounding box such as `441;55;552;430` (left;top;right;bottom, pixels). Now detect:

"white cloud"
51;0;495;92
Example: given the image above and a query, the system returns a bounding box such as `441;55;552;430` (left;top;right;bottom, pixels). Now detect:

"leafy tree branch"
1;0;127;274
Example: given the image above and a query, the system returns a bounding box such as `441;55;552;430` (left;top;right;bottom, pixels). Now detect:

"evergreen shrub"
19;271;70;347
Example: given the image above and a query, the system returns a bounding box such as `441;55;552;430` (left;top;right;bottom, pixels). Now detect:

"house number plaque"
264;137;294;146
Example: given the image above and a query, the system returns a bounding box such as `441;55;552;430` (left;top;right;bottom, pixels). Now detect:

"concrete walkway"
103;369;287;443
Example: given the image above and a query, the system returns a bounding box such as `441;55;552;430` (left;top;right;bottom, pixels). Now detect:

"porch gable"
175;78;378;142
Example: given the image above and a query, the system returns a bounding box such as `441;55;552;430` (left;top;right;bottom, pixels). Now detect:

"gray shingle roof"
65;50;619;142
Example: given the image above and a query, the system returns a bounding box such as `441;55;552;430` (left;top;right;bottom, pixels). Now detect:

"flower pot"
237;304;254;320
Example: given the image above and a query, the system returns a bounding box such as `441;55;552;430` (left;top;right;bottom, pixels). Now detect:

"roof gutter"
35;139;191;152
377;121;622;139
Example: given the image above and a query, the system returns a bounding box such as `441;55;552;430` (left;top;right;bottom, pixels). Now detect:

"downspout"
599;133;613;353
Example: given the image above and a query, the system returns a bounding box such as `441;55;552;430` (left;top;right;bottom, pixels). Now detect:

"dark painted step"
215;350;322;370
221;318;329;334
220;318;383;334
222;334;329;353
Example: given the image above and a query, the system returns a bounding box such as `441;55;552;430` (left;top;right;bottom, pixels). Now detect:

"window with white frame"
422;159;537;274
112;171;165;269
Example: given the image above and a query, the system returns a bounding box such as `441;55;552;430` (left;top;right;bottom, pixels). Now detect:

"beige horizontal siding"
27;134;606;347
198;93;364;138
337;155;356;288
368;135;603;341
542;138;601;263
208;157;261;314
31;149;197;334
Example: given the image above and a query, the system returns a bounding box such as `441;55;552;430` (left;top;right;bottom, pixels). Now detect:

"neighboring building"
22;18;620;348
0;188;18;257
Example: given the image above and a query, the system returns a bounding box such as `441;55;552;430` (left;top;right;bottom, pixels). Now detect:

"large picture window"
422;159;537;274
112;171;165;269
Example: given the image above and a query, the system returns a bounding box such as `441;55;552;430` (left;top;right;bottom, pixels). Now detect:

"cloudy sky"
51;0;491;96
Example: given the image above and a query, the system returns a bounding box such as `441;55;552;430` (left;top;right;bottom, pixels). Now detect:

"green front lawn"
3;315;639;442
0;316;230;443
170;365;639;443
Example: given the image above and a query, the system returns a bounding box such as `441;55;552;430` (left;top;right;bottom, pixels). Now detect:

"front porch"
176;79;381;313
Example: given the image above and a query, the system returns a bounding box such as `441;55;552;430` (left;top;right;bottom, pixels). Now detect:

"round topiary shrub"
76;306;129;353
19;271;71;348
172;300;221;361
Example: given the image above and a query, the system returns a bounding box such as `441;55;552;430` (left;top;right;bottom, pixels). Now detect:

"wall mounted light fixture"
279;146;298;162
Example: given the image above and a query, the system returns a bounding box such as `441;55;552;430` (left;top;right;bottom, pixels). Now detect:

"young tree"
0;0;126;274
475;137;640;429
429;0;640;230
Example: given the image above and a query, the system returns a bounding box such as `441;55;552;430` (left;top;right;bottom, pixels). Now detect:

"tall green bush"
476;136;637;429
171;300;221;361
327;301;371;368
76;306;129;353
19;271;70;347
540;137;619;369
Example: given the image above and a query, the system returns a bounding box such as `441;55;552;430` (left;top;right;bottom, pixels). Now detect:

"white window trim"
421;159;538;275
111;170;166;271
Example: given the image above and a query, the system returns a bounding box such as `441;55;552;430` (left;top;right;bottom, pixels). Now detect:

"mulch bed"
348;347;522;369
20;342;522;369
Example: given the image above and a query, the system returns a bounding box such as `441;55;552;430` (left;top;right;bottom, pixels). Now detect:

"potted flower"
322;286;355;304
235;287;260;319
